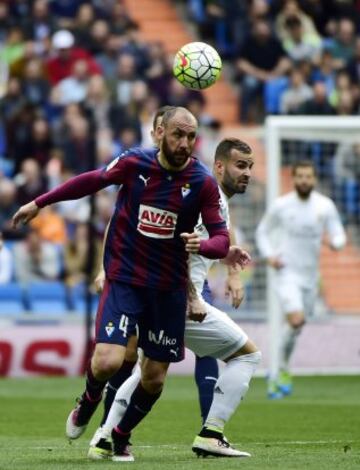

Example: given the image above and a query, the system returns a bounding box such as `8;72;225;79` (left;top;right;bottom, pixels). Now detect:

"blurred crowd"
186;0;360;228
0;0;359;294
186;0;360;122
0;0;220;290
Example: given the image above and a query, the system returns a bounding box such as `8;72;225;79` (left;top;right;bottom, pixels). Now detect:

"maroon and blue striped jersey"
101;148;227;290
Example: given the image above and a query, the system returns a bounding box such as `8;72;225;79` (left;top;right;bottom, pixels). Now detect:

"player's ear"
156;125;165;141
214;159;224;176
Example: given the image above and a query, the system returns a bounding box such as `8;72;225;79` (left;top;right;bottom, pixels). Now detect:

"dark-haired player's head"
292;160;317;199
151;105;176;145
214;138;253;196
158;107;198;169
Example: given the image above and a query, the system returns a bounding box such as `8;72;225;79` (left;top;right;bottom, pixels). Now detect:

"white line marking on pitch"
21;440;355;451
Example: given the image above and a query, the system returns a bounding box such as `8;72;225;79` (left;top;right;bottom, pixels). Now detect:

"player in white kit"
89;138;261;460
256;161;346;398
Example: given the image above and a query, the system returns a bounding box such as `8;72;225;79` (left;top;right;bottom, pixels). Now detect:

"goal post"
264;116;360;377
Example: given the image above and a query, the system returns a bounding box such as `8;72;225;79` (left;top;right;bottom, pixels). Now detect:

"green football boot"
278;369;293;396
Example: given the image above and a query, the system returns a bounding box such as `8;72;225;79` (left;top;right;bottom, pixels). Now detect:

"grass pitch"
0;375;359;469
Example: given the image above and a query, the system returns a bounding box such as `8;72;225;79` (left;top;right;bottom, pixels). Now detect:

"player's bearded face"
220;153;253;196
294;169;316;199
222;167;249;194
162;134;192;167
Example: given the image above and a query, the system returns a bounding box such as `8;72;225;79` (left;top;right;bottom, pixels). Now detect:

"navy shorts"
95;280;187;363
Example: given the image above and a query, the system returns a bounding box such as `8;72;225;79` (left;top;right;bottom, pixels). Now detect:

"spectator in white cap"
46;29;101;85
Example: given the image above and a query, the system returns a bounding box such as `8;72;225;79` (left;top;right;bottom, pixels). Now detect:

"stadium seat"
73;294;99;316
0;282;26;315
67;282;99;316
264;77;289;114
26;281;68;315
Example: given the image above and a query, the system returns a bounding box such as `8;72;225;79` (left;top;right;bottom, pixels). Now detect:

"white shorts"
276;278;317;317
185;303;248;361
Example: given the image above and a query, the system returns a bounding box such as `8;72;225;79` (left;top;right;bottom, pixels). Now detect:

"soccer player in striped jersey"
91;106;222;437
89;138;261;460
12;107;230;461
256;161;346;398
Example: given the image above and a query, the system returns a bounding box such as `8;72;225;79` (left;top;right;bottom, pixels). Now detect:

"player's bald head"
152;105;176;131
161;106;198;130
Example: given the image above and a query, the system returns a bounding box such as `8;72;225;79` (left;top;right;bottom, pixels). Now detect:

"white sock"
279;324;301;371
102;363;142;438
204;351;261;431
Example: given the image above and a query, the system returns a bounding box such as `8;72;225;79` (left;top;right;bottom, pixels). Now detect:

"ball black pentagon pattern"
173;42;222;90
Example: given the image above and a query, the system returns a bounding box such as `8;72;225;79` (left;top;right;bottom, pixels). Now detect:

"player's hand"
221;245;251;269
12;201;40;228
94;269;106;293
267;256;284;270
181;232;201;254
187;296;207;322
225;275;245;308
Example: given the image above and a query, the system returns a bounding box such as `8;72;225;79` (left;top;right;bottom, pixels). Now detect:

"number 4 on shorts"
119;314;129;337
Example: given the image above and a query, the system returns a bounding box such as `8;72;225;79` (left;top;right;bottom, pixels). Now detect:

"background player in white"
89;138;261;460
256;161;346;398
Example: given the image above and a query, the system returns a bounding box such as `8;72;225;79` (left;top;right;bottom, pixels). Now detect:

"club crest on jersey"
105;321;115;337
181;183;191;198
137;204;177;239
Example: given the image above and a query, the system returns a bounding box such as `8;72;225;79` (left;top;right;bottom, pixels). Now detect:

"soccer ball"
173;42;222;90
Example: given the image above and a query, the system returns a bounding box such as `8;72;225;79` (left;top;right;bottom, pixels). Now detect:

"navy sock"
116;383;162;434
85;363;107;401
194;355;219;423
100;360;136;425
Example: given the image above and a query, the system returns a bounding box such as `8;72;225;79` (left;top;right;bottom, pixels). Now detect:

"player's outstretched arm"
13;170;114;230
12;201;40;228
220;245;251;269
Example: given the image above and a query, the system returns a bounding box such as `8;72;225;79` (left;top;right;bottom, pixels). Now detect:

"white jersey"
256;191;346;286
190;186;230;296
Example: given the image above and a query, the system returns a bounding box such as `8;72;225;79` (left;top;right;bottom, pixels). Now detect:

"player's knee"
92;358;120;379
230;339;260;359
290;319;305;330
225;350;262;367
92;350;122;379
288;314;305;329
